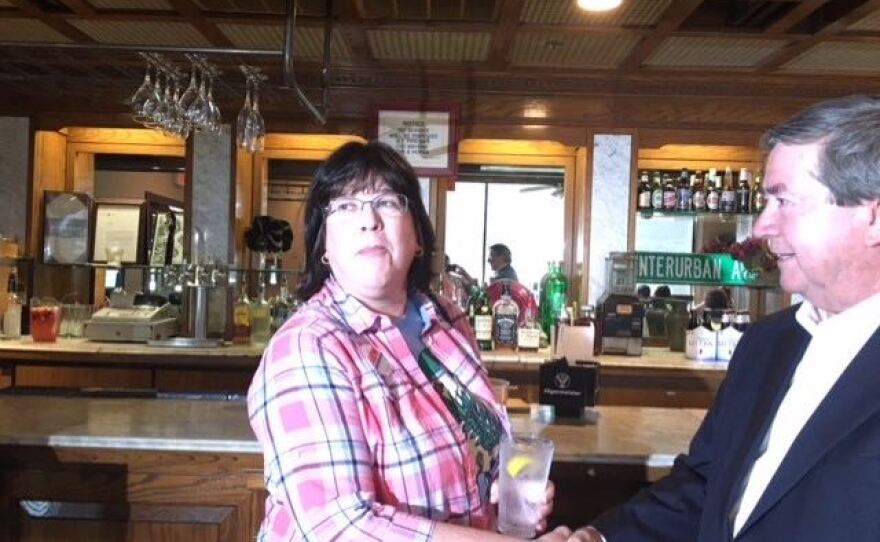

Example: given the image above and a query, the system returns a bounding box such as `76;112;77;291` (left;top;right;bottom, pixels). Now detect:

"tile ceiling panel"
0;18;72;42
782;41;880;73
848;7;880;31
367;30;491;62
69;20;212;47
645;37;788;67
218;24;351;59
521;0;672;26
510;33;641;68
192;0;296;14
87;0;173;9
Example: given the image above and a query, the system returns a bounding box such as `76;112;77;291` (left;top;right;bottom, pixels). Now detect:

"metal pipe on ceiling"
282;0;330;125
0;41;281;57
0;0;334;125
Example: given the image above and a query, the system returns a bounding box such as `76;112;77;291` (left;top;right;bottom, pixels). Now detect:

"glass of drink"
30;298;61;342
498;434;555;539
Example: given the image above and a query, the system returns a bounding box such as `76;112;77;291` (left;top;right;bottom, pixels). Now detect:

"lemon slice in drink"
506;455;534;478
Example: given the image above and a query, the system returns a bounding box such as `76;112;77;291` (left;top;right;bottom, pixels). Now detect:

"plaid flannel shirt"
248;277;510;541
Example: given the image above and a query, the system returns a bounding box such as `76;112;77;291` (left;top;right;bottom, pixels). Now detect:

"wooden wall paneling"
64;128;183;147
30;132;67;258
574;145;589;306
153;369;254;393
68;152;94;194
638;144;764;173
0;363;11;388
14;365;152;389
430;177;448;276
0;446;264;542
628;130;640;253
234;149;254;267
581;132;595;305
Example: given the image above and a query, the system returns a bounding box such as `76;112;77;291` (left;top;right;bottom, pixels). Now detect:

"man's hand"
536;525;573;541
566;526;605;541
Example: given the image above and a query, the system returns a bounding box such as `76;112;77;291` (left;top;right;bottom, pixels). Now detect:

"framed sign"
42;191;93;264
376;102;460;177
92;200;143;264
143;192;185;266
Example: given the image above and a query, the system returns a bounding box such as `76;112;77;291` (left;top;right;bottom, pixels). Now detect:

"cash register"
595;253;644;356
84;297;178;343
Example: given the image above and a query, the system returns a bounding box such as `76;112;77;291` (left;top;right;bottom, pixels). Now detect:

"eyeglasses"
324;193;409;218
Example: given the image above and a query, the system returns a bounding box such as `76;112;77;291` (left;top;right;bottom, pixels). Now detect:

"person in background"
636;284;651;301
653;285;671;298
704;287;733;311
248;141;564;542
565;95;880;541
488;243;518;283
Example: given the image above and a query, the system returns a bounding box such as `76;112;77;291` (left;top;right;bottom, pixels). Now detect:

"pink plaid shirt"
248;277;509;541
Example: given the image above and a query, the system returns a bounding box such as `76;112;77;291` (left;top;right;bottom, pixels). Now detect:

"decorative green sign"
636;251;769;287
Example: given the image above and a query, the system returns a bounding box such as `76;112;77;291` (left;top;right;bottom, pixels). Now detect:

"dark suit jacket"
592;304;880;541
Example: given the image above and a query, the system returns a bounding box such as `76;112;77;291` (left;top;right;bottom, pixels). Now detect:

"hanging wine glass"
130;59;154;119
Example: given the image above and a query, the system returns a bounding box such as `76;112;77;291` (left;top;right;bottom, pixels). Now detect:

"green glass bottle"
540;261;569;337
468;283;493;351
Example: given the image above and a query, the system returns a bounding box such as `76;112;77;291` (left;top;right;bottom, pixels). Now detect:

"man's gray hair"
762;94;880;205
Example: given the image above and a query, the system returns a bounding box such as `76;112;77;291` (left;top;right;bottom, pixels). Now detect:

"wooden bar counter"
0;393;705;541
0;338;727;407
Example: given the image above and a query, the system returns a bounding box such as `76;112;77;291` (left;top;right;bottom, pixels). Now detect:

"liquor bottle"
537;262;555;332
270;277;294;333
250;279;272;345
692;171;707;212
706;172;720;212
733;311;751;333
2;271;22;339
675;168;692;211
517;304;541;352
720;166;737;213
233;280;251;345
551;304;572;354
662;173;677;211
492;282;519;351
469;283;493;351
651;171;664;210
736;168;751;213
539;262;568;338
752;171;766;213
637;172;652;210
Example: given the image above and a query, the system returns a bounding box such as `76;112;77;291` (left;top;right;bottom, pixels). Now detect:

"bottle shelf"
637;210;760;221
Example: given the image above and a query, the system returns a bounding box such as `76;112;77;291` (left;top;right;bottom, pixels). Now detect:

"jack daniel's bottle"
492;282;519;351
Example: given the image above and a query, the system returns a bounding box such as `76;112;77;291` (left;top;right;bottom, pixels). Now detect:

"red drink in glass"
31;305;60;342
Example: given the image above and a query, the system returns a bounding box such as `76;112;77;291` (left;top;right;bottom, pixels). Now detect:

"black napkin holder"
539;357;600;419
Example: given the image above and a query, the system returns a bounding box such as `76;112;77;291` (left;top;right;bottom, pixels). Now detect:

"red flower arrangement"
701;235;778;275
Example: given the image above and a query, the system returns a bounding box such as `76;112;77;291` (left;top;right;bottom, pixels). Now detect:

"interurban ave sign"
636;251;766;287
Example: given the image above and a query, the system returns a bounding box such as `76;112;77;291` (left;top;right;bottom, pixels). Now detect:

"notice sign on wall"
377;103;459;177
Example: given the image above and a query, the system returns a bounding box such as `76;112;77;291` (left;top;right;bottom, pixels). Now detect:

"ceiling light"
576;0;622;12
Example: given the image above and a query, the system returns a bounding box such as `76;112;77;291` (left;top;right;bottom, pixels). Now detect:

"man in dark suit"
562;95;880;541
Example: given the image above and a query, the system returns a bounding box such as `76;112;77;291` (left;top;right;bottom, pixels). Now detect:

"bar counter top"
0;394;705;468
0;336;727;373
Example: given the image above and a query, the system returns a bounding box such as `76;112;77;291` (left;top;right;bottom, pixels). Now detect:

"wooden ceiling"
3;0;880;135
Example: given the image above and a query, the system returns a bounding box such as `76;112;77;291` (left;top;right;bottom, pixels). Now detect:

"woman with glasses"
248;141;562;542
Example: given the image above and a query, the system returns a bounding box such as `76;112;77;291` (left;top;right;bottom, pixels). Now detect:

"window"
445;165;564;289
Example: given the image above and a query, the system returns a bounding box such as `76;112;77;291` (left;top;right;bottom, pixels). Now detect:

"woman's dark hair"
298;140;436;300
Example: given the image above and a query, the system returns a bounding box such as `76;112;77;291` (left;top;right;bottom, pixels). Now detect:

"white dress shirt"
732;291;880;535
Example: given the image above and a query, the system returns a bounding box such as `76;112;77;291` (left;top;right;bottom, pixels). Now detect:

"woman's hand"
490;480;556;535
